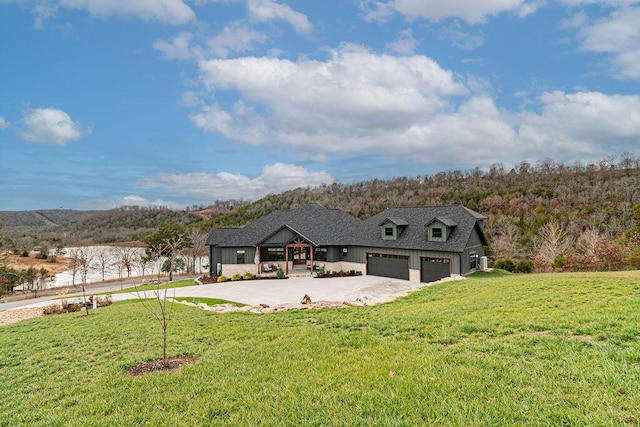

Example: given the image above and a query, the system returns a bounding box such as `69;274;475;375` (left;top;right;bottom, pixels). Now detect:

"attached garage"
367;253;409;280
421;257;451;283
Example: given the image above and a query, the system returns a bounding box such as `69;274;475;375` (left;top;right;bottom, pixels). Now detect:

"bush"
217;275;228;283
242;272;254;280
66;303;81;313
514;259;534;273
493;258;515;272
276;268;285;279
21;250;29;257
231;273;242;281
96;295;113;307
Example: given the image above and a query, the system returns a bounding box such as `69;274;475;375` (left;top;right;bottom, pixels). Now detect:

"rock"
259;303;270;308
301;294;312;304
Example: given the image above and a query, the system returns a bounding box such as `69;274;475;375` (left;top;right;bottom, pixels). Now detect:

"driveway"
8;275;463;310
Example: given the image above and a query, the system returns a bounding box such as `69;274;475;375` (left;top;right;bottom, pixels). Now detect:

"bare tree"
75;247;96;316
114;246;137;281
534;221;574;269
182;226;208;273
94;247;113;282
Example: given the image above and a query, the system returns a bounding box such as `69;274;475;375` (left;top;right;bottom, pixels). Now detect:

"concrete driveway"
10;275;463;310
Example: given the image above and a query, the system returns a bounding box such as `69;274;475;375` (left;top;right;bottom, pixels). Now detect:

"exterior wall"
322;261;366;275
220;247;257;264
425;221;448;243
350;246;460;275
220;263;259;277
409;269;421;282
263;228;297;245
380;221;398;240
461;228;485;276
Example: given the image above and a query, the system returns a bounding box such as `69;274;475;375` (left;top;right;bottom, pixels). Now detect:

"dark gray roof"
379;217;409;227
206;204;360;248
425;216;458;228
207;204;487;253
356;205;487;252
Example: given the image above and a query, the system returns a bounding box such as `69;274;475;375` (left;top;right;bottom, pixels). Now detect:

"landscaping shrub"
276;268;285;279
493;258;515;272
231;273;242;281
514;259;534;273
96;295;113;307
242;272;254;280
217;275;228;283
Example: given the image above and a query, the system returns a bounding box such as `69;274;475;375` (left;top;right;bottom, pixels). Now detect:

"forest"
2;154;640;275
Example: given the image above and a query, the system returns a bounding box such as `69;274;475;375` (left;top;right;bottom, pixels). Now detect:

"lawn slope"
1;270;639;425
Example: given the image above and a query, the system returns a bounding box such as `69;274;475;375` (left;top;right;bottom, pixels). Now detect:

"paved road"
6;275;462;310
0;277;196;312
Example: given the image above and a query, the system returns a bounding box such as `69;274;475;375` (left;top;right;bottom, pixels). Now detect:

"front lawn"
1;270;639;425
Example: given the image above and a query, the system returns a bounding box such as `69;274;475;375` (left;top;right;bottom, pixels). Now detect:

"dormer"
378;217;409;241
425;217;457;242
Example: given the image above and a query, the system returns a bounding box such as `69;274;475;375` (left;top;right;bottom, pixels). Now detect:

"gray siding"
263;228;297;245
461;228;485;275
220;247;256;264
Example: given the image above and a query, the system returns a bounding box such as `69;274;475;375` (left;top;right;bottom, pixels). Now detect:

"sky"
1;0;639;211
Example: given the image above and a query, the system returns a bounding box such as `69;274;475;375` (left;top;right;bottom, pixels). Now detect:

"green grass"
173;297;246;307
2;270;640;425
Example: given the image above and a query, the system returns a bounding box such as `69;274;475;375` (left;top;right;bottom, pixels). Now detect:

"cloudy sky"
1;0;639;210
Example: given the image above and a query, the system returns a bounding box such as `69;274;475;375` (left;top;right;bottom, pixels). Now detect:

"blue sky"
1;0;639;211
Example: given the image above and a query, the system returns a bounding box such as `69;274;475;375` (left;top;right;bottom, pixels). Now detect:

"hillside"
2;156;640;270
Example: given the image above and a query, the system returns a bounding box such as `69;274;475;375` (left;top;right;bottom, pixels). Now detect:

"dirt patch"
126;355;199;376
0;308;44;327
3;252;72;275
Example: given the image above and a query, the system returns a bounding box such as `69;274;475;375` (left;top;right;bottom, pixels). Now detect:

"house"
206;204;488;283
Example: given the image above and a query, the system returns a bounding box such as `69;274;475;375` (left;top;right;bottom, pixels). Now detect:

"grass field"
1;270;639;425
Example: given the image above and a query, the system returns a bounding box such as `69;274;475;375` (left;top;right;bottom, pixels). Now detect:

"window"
236;250;245;264
385;227;394;237
470;252;478;270
315;247;328;261
431;227;443;238
267;248;285;261
342;247;348;258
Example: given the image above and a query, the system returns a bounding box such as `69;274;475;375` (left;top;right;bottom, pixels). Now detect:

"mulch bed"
126;355;199;376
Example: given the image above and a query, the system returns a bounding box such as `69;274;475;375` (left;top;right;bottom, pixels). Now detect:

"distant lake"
49;246;207;288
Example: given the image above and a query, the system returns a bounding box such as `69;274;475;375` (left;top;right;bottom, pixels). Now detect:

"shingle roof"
379;217;409;227
358;205;486;252
425;216;458;228
206;204;360;247
207;204;487;253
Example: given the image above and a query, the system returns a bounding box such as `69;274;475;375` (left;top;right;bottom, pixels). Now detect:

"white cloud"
364;0;537;24
247;0;312;34
575;6;640;79
15;0;195;26
516;91;640;156
82;194;184;210
189;41;640;167
138;163;334;201
206;22;269;58
20;107;89;144
0;117;9;129
154;32;195;60
386;29;419;55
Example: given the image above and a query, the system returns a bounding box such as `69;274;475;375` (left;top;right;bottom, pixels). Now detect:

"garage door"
367;253;409;280
421;257;451;283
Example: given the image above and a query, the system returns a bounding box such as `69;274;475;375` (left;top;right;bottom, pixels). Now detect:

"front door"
292;246;309;265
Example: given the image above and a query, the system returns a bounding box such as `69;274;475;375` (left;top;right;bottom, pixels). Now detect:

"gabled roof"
206;204;487;253
206;204;360;248
378;217;409;227
425;216;458;228
357;205;487;252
